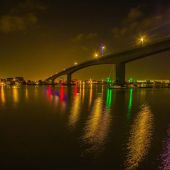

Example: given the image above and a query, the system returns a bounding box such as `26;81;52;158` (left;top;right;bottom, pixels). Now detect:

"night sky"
0;0;170;81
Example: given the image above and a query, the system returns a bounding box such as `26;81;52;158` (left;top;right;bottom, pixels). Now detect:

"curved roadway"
46;37;170;82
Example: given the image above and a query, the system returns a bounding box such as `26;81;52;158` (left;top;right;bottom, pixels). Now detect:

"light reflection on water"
0;86;170;169
128;88;133;120
69;85;81;127
25;86;29;100
106;88;112;110
81;83;85;102
125;105;154;170
161;126;170;170
48;85;67;111
47;86;53;102
82;92;112;155
12;86;19;103
89;84;93;107
0;86;6;104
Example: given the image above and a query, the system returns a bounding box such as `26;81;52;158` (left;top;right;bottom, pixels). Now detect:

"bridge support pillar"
51;79;55;85
116;63;125;85
67;73;72;85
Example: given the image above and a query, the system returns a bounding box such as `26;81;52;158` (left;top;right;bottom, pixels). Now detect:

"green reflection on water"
128;88;133;120
106;88;112;109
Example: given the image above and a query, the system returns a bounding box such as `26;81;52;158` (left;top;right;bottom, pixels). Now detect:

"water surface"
0;85;170;170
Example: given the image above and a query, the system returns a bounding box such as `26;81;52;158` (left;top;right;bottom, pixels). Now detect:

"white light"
94;53;99;58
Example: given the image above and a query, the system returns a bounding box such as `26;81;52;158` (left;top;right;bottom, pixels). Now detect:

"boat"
108;84;126;89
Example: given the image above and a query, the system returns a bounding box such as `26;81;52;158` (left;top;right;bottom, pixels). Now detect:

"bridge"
46;37;170;84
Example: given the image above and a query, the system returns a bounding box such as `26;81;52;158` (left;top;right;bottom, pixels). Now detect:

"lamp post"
101;46;105;56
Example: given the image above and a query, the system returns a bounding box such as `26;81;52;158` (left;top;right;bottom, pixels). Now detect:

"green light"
128;88;133;120
106;77;112;84
128;77;133;83
106;88;112;109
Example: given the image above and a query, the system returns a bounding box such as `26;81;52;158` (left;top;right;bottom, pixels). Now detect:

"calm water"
0;85;170;170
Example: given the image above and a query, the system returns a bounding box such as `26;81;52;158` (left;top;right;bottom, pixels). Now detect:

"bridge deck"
46;38;170;82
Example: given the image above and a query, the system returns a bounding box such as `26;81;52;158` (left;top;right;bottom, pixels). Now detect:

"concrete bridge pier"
116;63;125;85
52;79;55;85
67;73;72;85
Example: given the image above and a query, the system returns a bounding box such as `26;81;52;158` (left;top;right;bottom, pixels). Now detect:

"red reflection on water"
47;86;53;102
74;84;78;97
60;85;65;101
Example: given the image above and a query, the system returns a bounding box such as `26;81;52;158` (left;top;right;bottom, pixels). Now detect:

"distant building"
15;77;26;85
0;79;6;85
27;80;35;85
0;79;6;83
15;77;24;82
6;78;15;85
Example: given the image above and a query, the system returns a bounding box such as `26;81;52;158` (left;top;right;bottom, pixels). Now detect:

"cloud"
112;8;170;39
0;0;46;33
127;8;143;22
11;0;46;15
73;33;98;42
0;14;38;33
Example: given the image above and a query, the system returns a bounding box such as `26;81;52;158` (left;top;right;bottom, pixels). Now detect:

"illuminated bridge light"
74;62;78;66
137;35;148;46
94;53;99;58
101;45;106;56
140;37;144;44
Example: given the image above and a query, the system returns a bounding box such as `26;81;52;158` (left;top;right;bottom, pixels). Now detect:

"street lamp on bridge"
74;62;78;66
137;35;148;46
101;45;105;56
139;36;144;46
94;53;99;58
